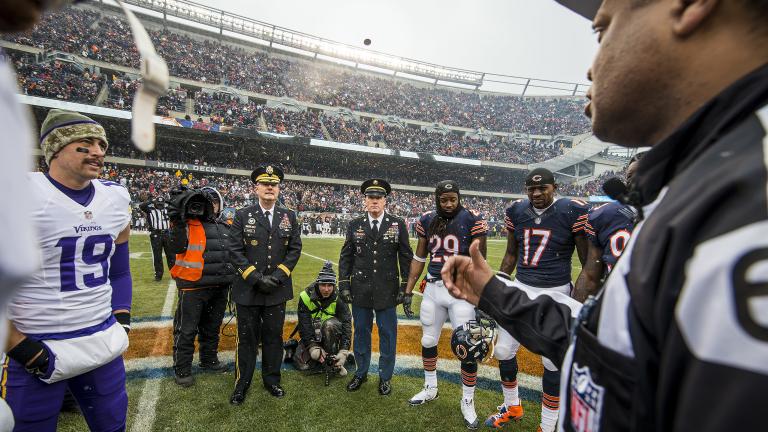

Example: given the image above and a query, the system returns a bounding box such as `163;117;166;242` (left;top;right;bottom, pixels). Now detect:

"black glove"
114;312;131;334
8;338;51;377
243;268;263;288
340;288;352;304
338;280;352;303
401;293;414;319
259;275;281;294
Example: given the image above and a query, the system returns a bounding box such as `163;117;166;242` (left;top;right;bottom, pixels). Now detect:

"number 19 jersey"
415;208;488;277
505;198;589;288
9;173;131;336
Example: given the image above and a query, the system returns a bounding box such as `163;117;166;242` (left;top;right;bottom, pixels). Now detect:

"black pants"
172;287;228;375
150;230;175;279
294;317;343;371
233;302;286;391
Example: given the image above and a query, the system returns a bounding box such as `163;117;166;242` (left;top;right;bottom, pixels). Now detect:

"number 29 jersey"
504;198;589;288
415;208;488;277
9;173;131;336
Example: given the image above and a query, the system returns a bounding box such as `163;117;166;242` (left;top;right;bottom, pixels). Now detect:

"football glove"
8;338;51;377
114;311;131;334
401;293;415;319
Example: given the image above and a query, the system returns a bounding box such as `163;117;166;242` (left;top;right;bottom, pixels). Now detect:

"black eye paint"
76;147;90;154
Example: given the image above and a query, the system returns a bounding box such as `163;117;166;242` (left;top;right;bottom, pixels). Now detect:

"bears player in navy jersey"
402;180;488;429
485;168;588;431
3;110;132;431
574;153;644;302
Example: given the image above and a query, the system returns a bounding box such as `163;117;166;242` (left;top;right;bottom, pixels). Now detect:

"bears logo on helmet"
450;313;497;364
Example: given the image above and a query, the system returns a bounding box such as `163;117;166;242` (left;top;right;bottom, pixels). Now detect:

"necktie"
372;219;379;237
265;211;271;228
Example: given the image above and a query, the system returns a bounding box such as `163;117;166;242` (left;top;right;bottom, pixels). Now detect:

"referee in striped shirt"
139;196;175;281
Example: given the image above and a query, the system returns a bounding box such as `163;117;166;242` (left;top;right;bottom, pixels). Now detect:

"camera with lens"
170;189;213;221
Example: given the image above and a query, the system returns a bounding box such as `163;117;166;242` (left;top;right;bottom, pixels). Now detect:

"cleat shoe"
461;397;480;430
484;404;524;429
408;385;439;406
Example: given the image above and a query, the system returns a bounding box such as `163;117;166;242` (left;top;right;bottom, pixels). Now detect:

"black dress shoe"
229;389;246;405
378;379;392;396
265;384;285;398
346;375;367;392
200;360;228;372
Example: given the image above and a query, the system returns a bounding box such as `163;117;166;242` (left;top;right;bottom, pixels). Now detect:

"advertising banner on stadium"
148;160;221;173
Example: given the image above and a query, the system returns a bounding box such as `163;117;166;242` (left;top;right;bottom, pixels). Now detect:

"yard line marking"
130;280;176;432
301;251;338;266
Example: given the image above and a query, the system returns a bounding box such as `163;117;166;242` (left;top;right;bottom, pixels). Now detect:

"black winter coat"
168;217;235;288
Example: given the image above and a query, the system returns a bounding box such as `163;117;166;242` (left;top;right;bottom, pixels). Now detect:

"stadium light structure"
117;0;588;94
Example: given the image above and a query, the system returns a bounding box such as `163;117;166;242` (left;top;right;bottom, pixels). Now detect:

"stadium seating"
3;6;590;143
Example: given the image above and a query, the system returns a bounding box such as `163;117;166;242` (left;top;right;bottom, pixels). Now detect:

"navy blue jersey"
415;208;487;277
504;198;589;288
584;201;636;272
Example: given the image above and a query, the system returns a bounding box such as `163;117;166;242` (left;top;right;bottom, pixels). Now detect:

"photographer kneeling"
168;187;235;387
294;262;352;378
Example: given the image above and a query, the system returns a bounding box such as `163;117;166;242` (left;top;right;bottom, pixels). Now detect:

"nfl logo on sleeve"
570;363;604;432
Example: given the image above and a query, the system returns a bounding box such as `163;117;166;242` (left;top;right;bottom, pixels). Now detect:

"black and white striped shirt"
140;201;170;231
477;64;768;431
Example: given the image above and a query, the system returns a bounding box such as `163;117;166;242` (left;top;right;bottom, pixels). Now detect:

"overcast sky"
196;0;599;95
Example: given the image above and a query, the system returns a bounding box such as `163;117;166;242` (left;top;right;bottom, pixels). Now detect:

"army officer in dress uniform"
228;165;302;404
339;179;413;396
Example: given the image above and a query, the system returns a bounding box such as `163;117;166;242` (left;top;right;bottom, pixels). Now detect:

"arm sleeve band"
413;255;427;263
109;241;132;312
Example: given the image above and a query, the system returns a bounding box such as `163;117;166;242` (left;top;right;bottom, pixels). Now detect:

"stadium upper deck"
2;4;591;136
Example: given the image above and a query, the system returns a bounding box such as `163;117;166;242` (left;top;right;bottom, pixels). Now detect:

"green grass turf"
60;370;541;431
56;235;582;430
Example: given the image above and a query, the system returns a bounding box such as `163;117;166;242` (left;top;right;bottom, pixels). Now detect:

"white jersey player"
3;110;132;432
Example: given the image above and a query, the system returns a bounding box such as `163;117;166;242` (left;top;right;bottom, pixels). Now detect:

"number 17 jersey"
415;208;488;277
9;173;131;336
505;198;589;288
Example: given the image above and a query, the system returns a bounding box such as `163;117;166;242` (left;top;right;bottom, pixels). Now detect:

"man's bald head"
585;0;768;148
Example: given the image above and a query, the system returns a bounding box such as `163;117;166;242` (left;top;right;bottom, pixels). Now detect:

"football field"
57;235;583;431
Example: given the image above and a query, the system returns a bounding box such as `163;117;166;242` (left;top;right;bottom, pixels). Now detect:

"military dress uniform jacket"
338;214;413;310
229;204;302;306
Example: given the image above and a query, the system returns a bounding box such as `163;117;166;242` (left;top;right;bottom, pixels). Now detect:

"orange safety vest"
170;220;206;281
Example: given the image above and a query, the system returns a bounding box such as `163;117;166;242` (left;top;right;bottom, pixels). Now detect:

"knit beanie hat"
40;109;109;166
316;261;337;286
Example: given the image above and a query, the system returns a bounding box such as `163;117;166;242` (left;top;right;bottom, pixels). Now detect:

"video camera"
169;188;213;221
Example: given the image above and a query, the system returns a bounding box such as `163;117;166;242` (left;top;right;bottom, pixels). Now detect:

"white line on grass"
130;280;176;432
301;251;338;266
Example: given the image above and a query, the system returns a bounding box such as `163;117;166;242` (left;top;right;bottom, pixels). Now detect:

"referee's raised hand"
441;240;494;306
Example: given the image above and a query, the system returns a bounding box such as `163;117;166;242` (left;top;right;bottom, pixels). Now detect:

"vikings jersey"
584;201;636;272
8;173;131;336
415;208;488;277
505;198;589;288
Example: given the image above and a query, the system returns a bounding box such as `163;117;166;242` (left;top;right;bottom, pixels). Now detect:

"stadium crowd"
3;6;590;136
93;164;513;232
11;53;104;104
